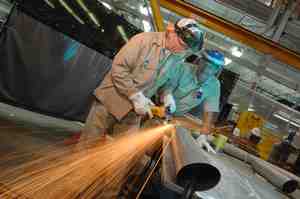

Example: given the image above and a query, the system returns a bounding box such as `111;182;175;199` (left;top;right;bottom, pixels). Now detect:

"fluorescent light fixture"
76;0;89;12
247;104;255;111
273;113;300;128
231;46;243;57
274;113;289;122
59;0;85;24
76;0;100;27
139;5;149;16
142;20;152;32
248;107;255;111
232;106;239;110
100;1;112;10
291;121;300;128
89;13;101;27
44;0;55;8
224;57;232;65
117;25;129;42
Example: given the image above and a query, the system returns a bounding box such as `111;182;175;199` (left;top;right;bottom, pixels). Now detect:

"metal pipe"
58;0;85;25
223;143;252;163
0;102;83;132
171;127;221;192
251;156;298;193
223;143;299;193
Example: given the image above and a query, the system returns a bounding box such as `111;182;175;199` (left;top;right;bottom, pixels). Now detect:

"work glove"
163;94;176;114
129;92;154;115
196;134;216;154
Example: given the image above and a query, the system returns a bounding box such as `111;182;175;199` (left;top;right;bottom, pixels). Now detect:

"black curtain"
0;9;113;121
0;0;142;122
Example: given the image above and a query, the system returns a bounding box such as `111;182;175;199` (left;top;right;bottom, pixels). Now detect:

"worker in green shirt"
155;49;225;134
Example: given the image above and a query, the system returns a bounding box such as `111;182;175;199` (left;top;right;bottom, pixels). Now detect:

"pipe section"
171;127;221;192
223;143;298;194
251;157;298;193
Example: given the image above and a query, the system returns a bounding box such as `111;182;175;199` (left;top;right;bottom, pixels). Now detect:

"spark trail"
0;124;174;199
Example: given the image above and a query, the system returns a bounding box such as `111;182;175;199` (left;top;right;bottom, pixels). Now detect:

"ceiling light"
291;122;300;128
88;13;101;27
231;46;243;57
142;20;152;32
248;107;255;111
273;113;300;127
59;0;85;24
224;57;232;65
247;104;255;111
117;25;129;42
274;113;289;122
232;106;239;110
76;0;89;12
44;0;55;8
100;1;112;10
76;0;100;27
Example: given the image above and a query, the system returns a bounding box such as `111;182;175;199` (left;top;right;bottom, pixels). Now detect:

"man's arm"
111;34;144;98
199;80;221;134
200;111;216;134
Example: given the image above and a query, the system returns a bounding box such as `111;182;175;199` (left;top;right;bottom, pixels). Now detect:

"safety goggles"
175;23;204;52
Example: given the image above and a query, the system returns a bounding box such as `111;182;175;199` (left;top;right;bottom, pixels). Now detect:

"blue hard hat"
202;50;225;70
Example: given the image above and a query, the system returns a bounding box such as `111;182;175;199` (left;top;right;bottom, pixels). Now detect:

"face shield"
175;22;204;53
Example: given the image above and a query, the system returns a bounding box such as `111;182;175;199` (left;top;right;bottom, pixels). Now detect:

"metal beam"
264;4;281;33
285;20;300;39
273;0;298;41
159;0;300;69
172;127;221;193
150;0;165;31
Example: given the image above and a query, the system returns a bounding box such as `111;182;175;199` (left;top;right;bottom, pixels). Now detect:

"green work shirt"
144;49;188;98
155;62;221;116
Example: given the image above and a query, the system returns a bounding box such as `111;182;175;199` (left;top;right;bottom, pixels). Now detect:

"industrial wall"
0;6;140;121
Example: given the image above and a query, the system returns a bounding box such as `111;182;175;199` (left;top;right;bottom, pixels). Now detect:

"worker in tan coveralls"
83;18;205;138
82;18;205;199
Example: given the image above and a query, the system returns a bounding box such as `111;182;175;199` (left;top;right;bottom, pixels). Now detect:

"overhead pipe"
171;127;221;198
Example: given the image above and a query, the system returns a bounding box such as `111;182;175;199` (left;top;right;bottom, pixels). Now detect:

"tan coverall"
82;32;167;138
81;32;169;198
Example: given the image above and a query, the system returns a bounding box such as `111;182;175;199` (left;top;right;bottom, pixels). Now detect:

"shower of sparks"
0;124;174;199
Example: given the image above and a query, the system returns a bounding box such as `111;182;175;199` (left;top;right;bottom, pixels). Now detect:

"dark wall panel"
0;0;142;121
0;9;112;121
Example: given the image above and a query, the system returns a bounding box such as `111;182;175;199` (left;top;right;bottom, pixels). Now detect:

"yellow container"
213;134;228;151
